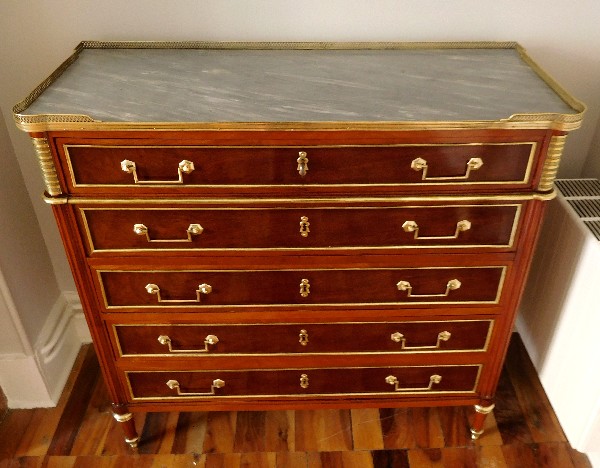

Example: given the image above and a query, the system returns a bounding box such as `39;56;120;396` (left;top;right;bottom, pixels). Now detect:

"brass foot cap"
126;436;140;448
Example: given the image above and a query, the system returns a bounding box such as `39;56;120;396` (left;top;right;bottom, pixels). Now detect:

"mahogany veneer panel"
62;142;535;191
80;204;521;252
97;266;506;309
126;365;481;400
113;319;493;356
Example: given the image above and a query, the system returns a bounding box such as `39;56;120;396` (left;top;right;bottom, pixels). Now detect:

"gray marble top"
22;47;577;123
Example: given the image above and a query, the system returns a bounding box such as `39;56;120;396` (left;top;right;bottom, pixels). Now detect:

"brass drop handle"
299;216;310;237
299;279;311;298
158;334;219;353
120;159;195;184
145;283;212;303
396;279;461;298
402;220;471;240
133;223;204;242
166;378;225;396
300;373;309;389
385;374;442;392
411;157;483;181
391;330;451;350
297;151;309;177
299;329;309;346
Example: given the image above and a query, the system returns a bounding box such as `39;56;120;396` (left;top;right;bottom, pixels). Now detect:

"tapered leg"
112;403;140;448
470;402;495;440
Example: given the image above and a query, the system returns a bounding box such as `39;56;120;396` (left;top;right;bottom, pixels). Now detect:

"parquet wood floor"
0;334;592;467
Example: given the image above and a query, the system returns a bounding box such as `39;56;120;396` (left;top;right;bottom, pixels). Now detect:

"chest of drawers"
14;41;584;447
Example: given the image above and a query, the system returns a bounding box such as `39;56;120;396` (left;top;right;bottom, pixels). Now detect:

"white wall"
2;0;600;297
0;0;599;409
0;111;60;344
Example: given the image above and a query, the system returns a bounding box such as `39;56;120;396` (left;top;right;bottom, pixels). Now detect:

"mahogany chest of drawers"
14;41;584;447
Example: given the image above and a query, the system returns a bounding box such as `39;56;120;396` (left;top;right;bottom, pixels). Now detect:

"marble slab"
22;47;576;123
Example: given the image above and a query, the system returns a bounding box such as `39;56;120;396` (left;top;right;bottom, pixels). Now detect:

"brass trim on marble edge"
96;266;507;310
110;319;495;358
123;364;483;401
62;142;537;189
538;135;567;192
31;138;62;197
13;42;584;133
43;191;558;205
78;204;522;254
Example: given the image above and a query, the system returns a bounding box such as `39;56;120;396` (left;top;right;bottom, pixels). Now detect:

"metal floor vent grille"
555;178;600;197
555;178;600;241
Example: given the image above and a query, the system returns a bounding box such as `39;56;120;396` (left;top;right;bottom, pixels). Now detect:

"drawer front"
126;365;482;401
97;267;506;310
113;320;494;356
61;142;536;193
80;204;521;253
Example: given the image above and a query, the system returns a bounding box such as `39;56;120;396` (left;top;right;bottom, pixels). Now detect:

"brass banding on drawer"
112;319;494;356
125;365;482;401
97;266;507;310
79;204;522;253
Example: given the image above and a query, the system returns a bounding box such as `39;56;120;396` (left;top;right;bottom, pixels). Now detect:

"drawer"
125;365;482;401
112;319;494;356
96;266;506;310
79;204;521;254
59;141;537;194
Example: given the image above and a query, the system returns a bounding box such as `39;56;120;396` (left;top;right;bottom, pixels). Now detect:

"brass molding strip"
538;135;567;192
31;138;62;196
80;40;520;50
13;41;584;133
112;412;133;423
474;403;496;414
42;191;557;205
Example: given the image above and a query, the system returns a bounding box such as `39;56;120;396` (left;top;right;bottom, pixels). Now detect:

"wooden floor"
0;334;592;468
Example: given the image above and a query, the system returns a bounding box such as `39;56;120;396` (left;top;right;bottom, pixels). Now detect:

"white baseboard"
0;291;89;408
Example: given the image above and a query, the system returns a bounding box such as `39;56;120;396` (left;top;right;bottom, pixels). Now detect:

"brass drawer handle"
133;223;204;242
402;220;471;240
299;216;310;237
157;334;219;353
166;378;225;396
297;151;309;177
145;283;212;303
300;373;309;389
411;157;483;181
396;279;461;298
120;159;195;184
299;278;311;298
390;331;451;349
299;329;309;346
385;374;442;392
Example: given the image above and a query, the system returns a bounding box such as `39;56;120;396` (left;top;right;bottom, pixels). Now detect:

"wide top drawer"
55;139;542;196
